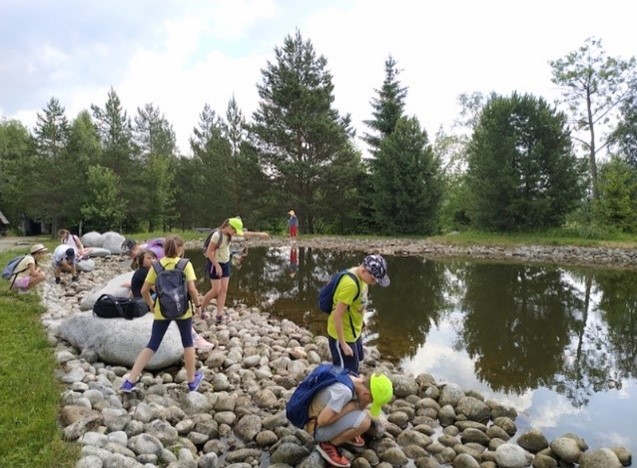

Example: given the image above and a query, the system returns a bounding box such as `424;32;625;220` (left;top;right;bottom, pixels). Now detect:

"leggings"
146;317;193;352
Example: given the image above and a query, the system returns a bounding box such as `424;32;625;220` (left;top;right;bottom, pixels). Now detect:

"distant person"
327;255;390;374
289;245;299;278
58;229;92;258
10;244;48;292
52;244;79;284
306;368;393;467
120;236;205;393
288;210;298;238
201;217;269;324
122;238;165;261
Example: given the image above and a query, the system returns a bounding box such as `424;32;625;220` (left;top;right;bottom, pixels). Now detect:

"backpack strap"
9;256;30;289
176;258;189;271
341;271;361;340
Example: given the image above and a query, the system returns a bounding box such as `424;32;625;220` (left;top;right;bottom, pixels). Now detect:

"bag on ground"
92;294;149;320
2;255;26;280
317;270;360;313
286;364;354;428
152;258;190;319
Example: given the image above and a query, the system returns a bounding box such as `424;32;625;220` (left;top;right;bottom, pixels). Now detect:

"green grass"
426;229;637;248
0;251;79;467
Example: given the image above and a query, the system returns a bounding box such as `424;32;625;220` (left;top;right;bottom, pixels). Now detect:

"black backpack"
202;228;225;256
152;258;191;319
92;294;149;320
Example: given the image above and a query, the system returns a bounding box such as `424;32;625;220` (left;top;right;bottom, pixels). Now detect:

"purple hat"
363;254;390;287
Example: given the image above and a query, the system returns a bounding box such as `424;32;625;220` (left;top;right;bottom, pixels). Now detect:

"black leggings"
146;317;193;352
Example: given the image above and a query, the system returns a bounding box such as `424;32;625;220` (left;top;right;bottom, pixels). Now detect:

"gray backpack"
152;258;190;319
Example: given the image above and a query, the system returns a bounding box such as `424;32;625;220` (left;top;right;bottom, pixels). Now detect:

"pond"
187;245;637;453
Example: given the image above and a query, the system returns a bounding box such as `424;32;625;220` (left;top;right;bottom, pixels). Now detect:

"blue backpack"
317;270;360;313
286;364;355;428
2;255;26;280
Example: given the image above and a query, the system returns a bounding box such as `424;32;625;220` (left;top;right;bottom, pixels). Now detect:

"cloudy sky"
1;0;635;155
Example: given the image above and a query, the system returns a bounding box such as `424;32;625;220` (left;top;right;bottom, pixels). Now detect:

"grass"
0;250;79;467
426;229;637;249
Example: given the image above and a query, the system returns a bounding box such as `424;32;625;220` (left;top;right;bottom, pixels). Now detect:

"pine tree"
251;30;361;233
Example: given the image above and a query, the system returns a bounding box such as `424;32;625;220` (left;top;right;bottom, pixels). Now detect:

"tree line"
0;33;635;237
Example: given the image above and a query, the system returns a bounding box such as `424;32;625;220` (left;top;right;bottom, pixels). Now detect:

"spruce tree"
363;56;408;155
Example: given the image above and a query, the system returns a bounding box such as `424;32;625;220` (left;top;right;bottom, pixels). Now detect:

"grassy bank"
0;251;78;467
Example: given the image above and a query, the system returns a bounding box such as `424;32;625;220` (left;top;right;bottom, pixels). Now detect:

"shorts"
289;225;298;236
314;410;368;442
13;276;30;290
328;336;364;375
205;260;231;280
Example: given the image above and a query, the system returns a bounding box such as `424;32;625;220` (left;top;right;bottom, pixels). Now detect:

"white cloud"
1;0;635;156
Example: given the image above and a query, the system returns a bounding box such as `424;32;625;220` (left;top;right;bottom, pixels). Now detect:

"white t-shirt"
53;244;76;264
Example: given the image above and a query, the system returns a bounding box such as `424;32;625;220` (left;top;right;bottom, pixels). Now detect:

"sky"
1;0;635;156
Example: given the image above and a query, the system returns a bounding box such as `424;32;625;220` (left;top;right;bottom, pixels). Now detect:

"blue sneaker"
188;371;204;392
119;379;136;393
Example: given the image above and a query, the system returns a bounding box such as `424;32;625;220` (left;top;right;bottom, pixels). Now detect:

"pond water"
187;245;637;453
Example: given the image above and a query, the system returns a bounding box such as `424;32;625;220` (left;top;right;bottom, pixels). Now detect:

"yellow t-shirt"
14;255;35;280
326;268;367;342
144;257;196;320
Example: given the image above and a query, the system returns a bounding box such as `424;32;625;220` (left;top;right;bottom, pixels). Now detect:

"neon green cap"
228;217;244;236
369;373;393;417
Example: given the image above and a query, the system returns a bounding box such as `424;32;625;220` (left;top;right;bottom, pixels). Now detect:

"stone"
57;312;183;369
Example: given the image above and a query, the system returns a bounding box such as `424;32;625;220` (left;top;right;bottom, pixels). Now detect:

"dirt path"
0;236;48;253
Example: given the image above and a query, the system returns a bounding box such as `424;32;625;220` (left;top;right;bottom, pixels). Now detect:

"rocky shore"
40;239;634;468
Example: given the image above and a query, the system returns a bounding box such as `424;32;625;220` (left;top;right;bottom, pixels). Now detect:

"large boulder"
76;259;95;272
57;312;183;370
80;271;134;311
81;231;103;247
102;231;126;254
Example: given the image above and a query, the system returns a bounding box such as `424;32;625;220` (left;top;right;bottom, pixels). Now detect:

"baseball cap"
228;217;244;236
30;243;48;255
363;254;390;287
369;373;393;417
65;248;75;258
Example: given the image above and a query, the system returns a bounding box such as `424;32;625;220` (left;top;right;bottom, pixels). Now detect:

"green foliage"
81;165;126;231
610;79;637;166
371;116;443;235
550;37;636;200
467;92;585;232
0;251;79;466
251;30;363;234
594;156;637;232
363;56;407;155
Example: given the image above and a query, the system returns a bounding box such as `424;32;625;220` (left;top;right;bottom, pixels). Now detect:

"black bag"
92;294;149;320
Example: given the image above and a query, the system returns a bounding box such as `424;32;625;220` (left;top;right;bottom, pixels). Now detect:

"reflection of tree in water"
460;263;582;394
369;258;450;361
555;270;619;407
593;269;637;380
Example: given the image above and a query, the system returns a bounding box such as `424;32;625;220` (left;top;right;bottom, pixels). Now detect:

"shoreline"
36;243;636;467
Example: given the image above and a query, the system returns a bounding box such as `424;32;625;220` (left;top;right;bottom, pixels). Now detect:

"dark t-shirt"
131;267;149;298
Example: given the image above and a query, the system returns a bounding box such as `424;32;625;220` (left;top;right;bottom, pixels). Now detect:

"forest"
0;33;635;237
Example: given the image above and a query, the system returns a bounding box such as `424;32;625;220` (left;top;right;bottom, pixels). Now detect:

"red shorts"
289;225;298;237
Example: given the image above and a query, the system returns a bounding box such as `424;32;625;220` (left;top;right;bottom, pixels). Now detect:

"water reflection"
187;246;637;452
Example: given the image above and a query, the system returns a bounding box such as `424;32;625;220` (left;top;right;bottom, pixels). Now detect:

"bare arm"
141;281;154;310
332;302;350;349
243;230;270;239
316;400;359;427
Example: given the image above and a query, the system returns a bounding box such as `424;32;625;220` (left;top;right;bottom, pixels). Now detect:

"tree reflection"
594;269;637;380
460;263;581;393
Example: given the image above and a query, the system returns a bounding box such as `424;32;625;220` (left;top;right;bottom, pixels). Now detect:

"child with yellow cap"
307;371;393;468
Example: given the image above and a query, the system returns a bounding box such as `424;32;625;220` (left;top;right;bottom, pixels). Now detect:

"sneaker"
193;335;214;350
344;435;365;448
188;371;204;392
71;276;79;282
119;379;136;393
316;442;350;468
55;277;61;284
